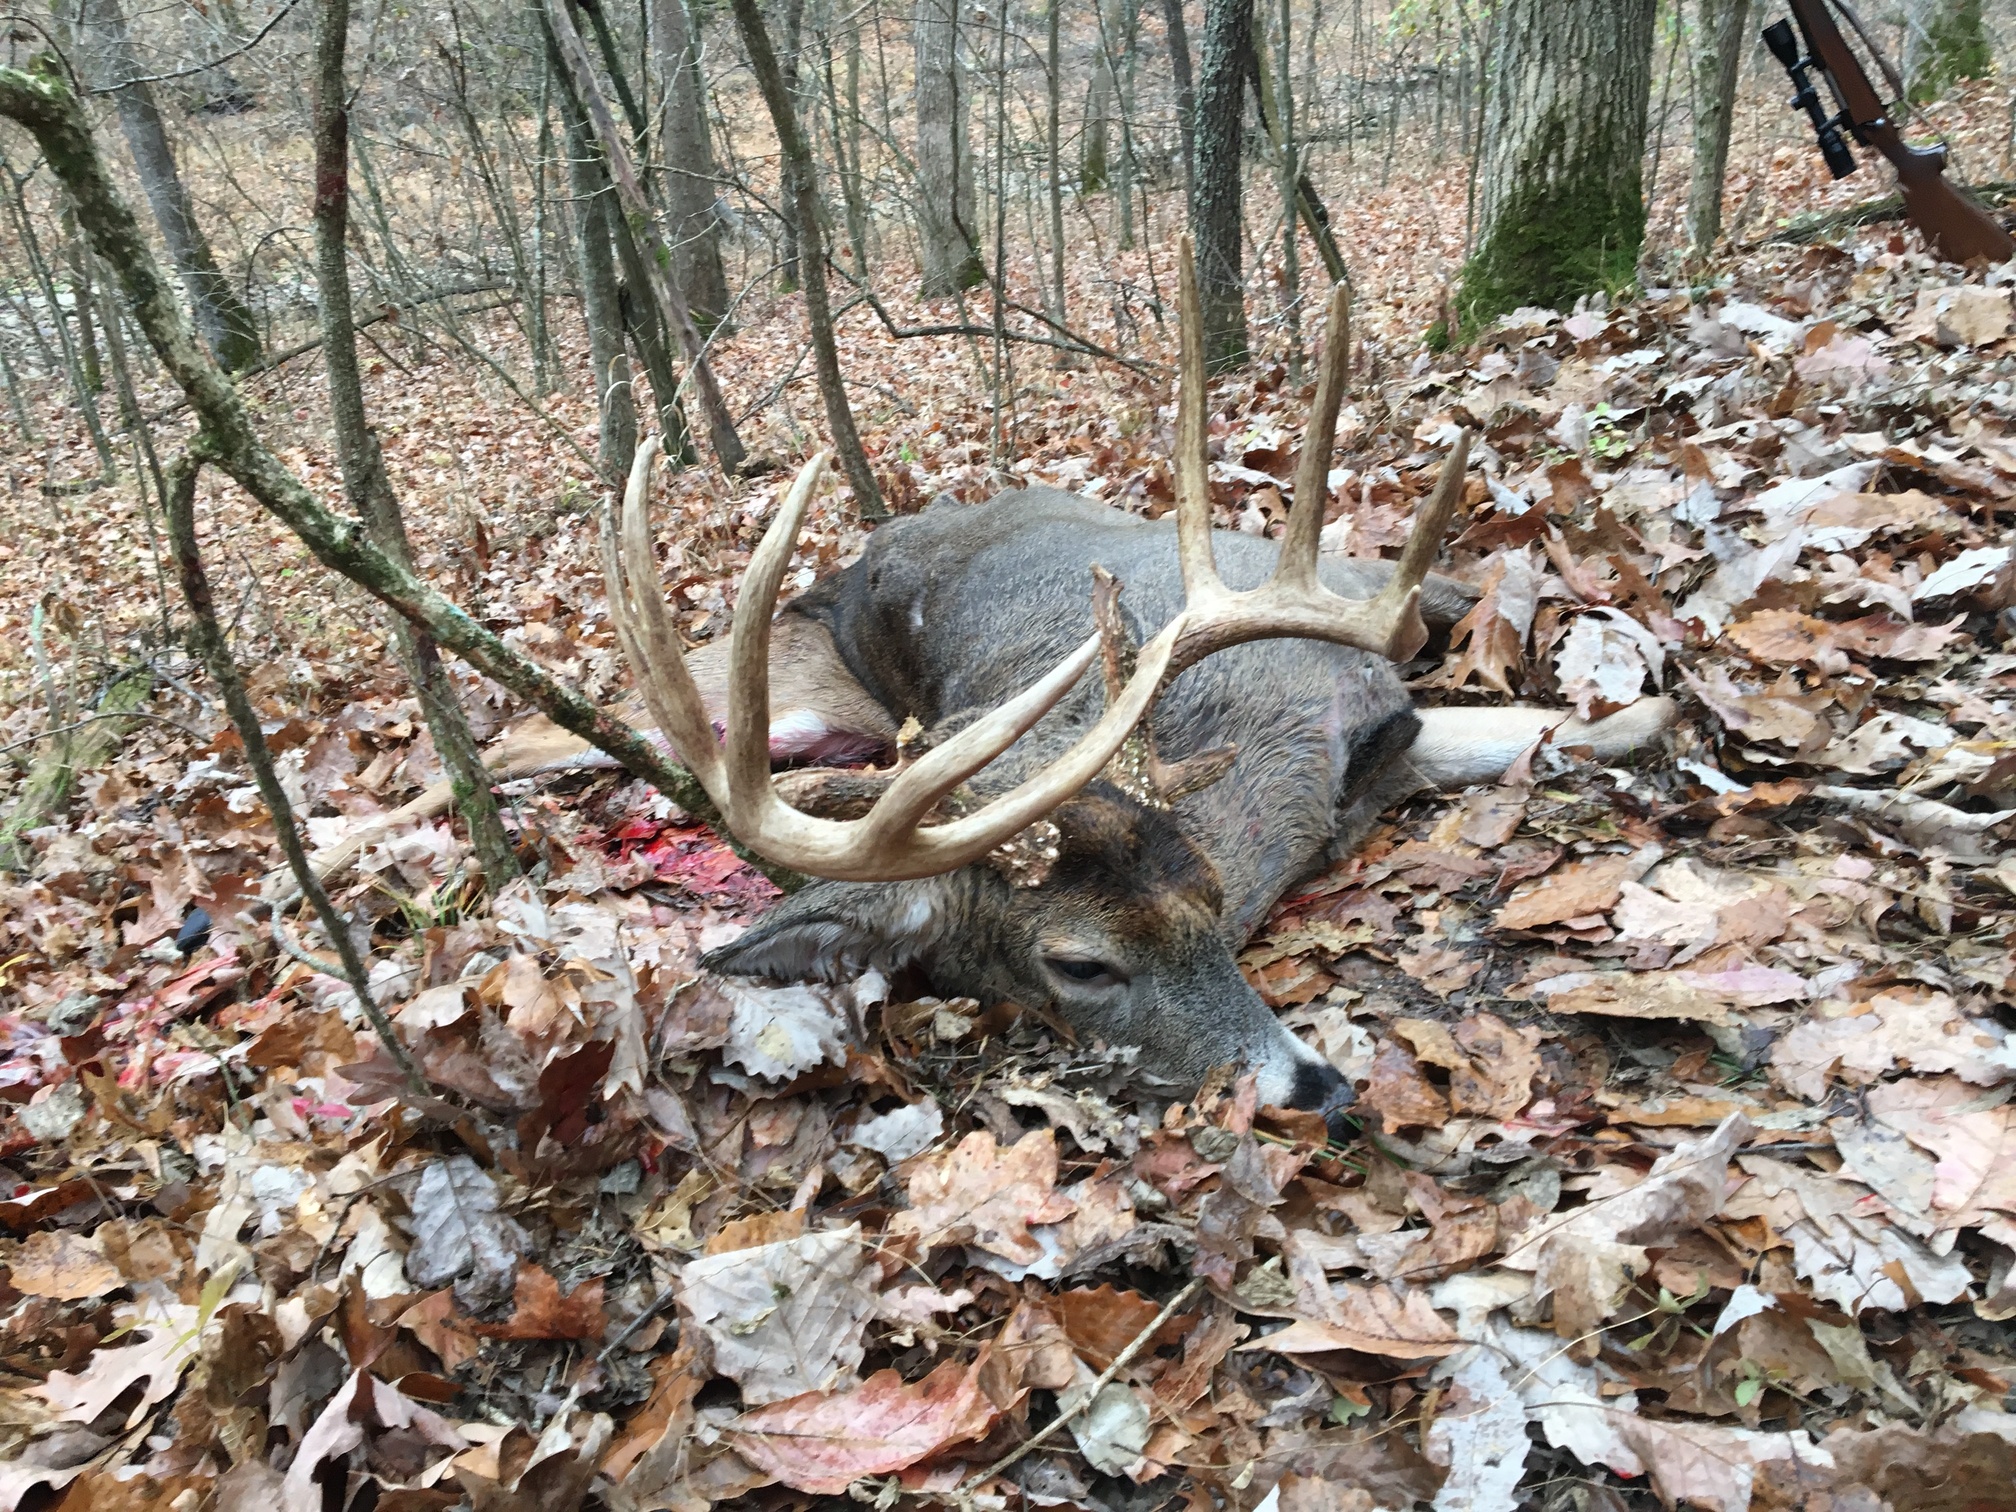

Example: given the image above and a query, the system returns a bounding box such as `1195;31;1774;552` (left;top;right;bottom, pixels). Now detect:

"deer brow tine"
615;436;723;789
1279;281;1352;593
725;453;831;806
861;631;1102;844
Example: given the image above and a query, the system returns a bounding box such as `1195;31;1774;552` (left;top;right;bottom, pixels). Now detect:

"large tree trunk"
913;0;984;296
1193;0;1253;371
1685;0;1748;259
76;0;261;372
1460;0;1655;333
1907;0;1992;102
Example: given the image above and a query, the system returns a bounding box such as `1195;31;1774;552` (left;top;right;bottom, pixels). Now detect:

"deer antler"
602;235;1471;883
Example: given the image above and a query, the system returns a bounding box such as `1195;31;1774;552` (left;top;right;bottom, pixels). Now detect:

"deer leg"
1331;697;1676;858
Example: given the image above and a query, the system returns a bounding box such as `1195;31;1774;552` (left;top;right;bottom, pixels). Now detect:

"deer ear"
700;877;955;983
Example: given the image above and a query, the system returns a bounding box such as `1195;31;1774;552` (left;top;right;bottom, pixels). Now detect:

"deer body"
701;487;1669;1122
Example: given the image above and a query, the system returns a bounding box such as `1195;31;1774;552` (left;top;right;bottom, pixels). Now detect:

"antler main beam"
602;239;1472;883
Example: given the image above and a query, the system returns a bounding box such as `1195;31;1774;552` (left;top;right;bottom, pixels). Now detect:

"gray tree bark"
1460;0;1655;332
556;52;638;483
914;0;984;296
653;0;731;330
1193;0;1254;370
76;0;261;372
1686;0;1748;258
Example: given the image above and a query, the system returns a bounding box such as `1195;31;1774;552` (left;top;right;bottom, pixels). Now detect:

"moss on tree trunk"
1458;0;1655;336
1910;0;1993;103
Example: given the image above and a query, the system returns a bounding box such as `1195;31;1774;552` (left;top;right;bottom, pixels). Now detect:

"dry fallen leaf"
887;1128;1077;1265
727;1357;997;1493
7;1230;123;1300
680;1225;877;1405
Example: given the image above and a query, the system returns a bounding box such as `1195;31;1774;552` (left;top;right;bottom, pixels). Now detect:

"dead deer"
308;245;1673;1129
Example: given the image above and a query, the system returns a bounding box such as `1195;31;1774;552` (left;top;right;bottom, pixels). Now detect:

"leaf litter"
5;97;2016;1512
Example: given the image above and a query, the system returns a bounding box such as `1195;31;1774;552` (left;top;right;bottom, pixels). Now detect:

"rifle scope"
1764;17;1858;179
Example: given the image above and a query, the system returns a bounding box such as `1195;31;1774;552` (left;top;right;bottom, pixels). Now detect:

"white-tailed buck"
321;243;1672;1131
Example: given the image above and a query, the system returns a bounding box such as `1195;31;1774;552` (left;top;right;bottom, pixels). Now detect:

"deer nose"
1288;1059;1356;1143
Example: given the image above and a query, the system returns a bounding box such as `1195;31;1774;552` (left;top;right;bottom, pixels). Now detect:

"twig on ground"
957;1275;1205;1493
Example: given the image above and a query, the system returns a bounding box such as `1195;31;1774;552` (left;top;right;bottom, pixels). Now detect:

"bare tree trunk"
822;17;874;277
76;0;261;372
1086;2;1115;192
1194;0;1254;370
778;0;808;289
5;179;115;479
315;0;521;890
545;0;746;474
729;0;887;517
556;50;639;483
914;0;984;295
1047;0;1068;335
1460;0;1655;332
1160;0;1198;196
654;0;732;329
61;205;103;394
1686;0;1747;258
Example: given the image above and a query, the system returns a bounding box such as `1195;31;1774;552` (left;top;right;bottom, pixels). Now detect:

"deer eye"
1045;955;1121;987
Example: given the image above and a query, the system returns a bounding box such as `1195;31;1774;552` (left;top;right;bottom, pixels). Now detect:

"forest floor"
2;82;2016;1512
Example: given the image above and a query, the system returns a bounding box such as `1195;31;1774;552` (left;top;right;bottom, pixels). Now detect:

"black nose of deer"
1289;1060;1357;1145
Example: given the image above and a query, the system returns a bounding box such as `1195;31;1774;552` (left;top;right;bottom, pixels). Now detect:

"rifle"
1764;0;2012;264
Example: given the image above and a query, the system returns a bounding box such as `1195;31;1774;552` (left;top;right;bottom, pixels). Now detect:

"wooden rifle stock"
1772;0;2012;263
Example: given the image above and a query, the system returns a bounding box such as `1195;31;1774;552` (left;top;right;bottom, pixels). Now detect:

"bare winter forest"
3;0;2016;1507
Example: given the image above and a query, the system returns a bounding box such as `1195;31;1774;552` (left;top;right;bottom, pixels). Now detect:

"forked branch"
603;236;1473;883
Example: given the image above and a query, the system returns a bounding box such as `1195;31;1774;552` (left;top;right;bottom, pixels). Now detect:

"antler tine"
724;452;833;812
1173;234;1222;604
1370;427;1471;661
1279;280;1351;593
611;436;725;795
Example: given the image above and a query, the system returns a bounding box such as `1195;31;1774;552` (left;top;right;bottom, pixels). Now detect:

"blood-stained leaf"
469;1264;605;1342
727;1358;997;1493
679;1225;877;1405
887;1129;1077;1265
8;1230;123;1300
